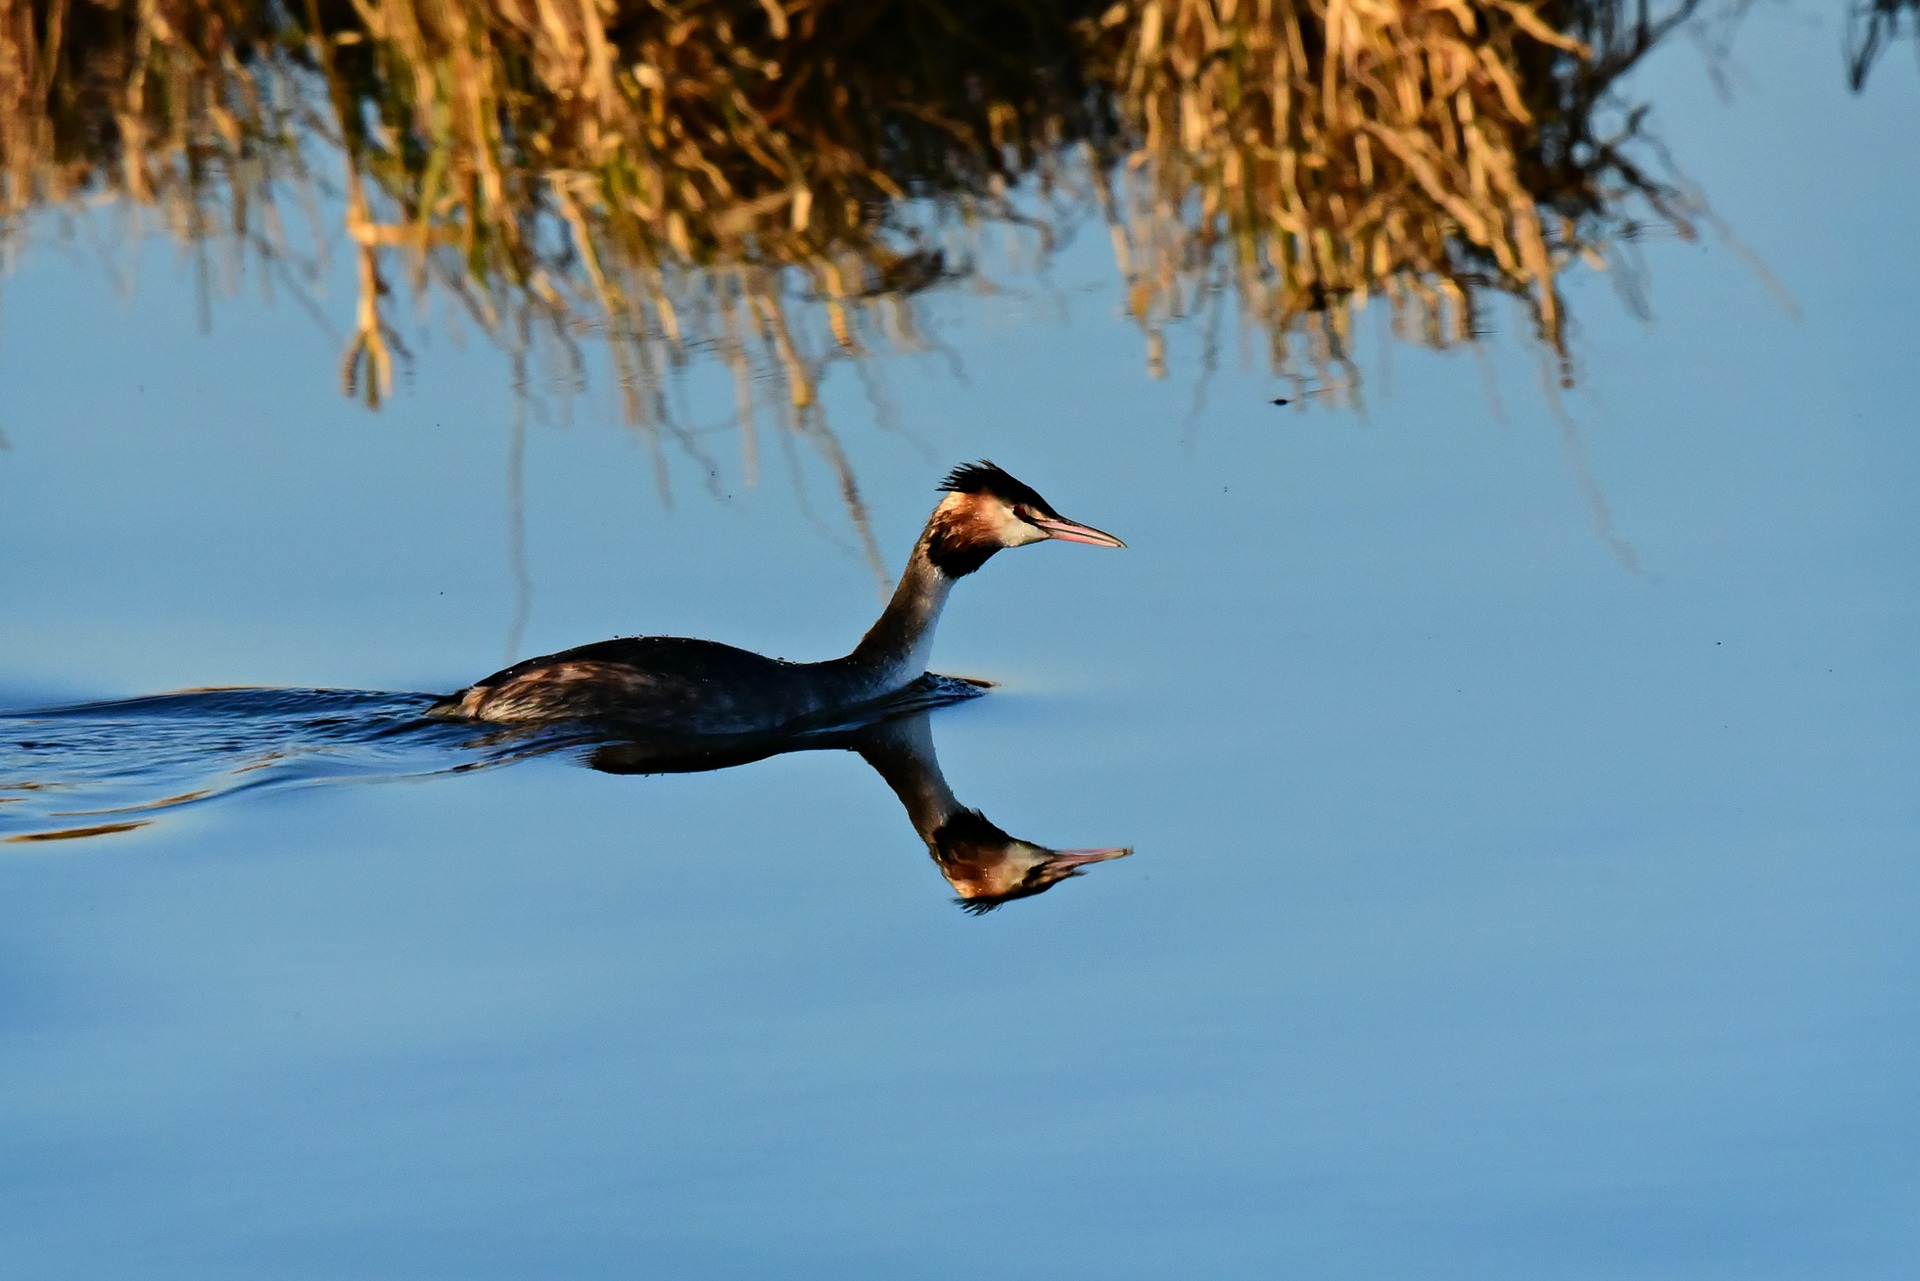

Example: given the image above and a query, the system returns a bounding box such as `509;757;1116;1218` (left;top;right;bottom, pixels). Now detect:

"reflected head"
930;808;1131;914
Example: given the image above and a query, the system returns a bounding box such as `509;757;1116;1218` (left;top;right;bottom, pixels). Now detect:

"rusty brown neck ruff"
838;495;999;695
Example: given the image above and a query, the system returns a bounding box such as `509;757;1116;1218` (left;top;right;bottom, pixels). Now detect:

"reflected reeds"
1090;0;1717;387
1;1;1847;438
1848;0;1920;88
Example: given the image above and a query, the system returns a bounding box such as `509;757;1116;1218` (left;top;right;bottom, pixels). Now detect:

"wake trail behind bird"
0;688;556;843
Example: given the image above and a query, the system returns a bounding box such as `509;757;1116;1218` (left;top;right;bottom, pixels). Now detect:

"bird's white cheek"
1005;519;1049;547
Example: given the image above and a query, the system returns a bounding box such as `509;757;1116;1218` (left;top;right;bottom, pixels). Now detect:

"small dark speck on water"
1271;397;1291;406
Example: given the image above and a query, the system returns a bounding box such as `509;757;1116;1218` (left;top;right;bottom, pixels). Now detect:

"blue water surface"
1;8;1916;1278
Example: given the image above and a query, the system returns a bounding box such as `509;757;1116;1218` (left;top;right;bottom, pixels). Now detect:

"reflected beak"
1028;515;1127;548
1046;846;1132;869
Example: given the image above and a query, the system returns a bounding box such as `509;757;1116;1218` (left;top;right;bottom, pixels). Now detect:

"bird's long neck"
842;526;956;688
854;715;963;840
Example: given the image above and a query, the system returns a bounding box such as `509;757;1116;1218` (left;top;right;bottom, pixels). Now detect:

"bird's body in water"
430;463;1124;731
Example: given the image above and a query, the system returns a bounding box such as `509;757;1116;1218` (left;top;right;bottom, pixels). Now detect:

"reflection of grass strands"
301;0;1093;421
1087;0;1715;389
2;0;1786;433
1847;0;1920;87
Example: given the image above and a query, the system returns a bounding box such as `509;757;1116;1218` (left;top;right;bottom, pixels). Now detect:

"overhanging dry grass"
1085;0;1718;389
1846;0;1920;86
2;1;1725;439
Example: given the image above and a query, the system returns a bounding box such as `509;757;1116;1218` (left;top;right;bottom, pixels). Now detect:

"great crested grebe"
429;463;1124;730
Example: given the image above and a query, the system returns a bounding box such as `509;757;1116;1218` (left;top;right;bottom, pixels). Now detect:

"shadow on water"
0;675;1128;912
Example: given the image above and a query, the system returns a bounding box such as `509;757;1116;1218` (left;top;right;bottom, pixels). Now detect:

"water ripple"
0;688;557;843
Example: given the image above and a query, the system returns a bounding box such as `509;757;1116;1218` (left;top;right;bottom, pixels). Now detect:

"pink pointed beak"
1027;514;1127;548
1046;846;1132;869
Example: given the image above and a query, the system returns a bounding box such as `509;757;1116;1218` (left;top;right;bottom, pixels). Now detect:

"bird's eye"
1013;504;1040;524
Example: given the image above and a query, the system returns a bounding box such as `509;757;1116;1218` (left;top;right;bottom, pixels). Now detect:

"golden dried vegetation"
2;0;1728;436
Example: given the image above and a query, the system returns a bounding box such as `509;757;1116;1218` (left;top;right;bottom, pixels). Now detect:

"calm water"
3;11;1917;1279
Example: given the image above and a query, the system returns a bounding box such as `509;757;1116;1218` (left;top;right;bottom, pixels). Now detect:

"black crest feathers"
936;461;1051;512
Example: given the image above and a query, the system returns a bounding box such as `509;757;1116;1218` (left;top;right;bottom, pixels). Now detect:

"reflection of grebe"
431;463;1124;729
852;714;1130;912
589;711;1130;913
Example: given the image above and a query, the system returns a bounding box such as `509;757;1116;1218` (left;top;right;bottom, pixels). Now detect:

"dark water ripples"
0;689;512;843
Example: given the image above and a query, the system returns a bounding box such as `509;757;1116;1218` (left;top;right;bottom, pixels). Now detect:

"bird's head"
928;808;1132;914
924;461;1125;577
